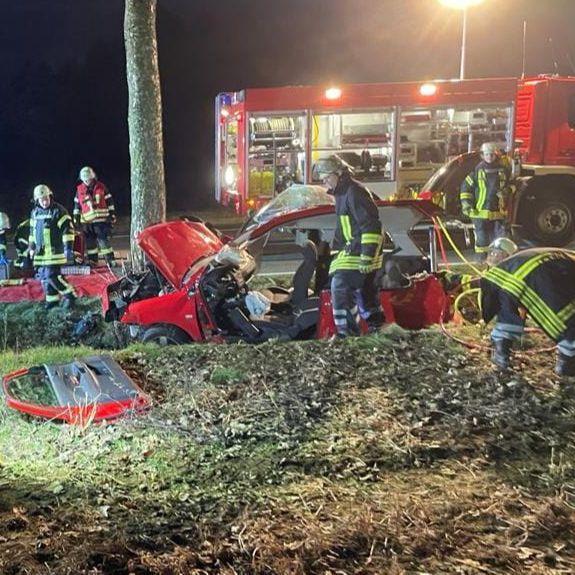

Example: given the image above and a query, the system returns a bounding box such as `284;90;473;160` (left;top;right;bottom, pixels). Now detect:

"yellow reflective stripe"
465;175;474;186
513;253;553;280
487;267;563;334
486;268;565;335
486;267;565;338
46;294;60;302
558;301;575;324
361;233;382;244
460;192;473;200
57;214;71;228
62;233;75;243
477;171;487;211
468;209;506;220
340;215;352;242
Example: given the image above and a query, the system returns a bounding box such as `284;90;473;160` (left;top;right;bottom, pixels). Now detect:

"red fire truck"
215;75;575;245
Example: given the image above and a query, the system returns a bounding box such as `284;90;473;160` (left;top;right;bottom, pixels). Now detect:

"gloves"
461;202;472;217
108;214;117;225
64;247;74;264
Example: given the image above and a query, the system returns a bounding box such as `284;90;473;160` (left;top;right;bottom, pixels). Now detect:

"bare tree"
124;0;166;269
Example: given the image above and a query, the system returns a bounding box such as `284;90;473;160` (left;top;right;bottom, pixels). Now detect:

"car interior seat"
259;239;318;308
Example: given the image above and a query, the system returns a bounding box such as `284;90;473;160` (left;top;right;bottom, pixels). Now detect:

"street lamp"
439;0;484;80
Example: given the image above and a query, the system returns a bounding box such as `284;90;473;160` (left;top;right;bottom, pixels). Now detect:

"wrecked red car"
103;186;448;344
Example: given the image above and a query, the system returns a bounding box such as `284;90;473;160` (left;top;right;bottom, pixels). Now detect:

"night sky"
1;0;574;221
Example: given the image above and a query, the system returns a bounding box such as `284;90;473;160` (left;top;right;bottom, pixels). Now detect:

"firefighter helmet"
489;237;518;258
314;155;354;179
33;184;53;201
480;142;498;156
0;212;10;230
79;166;96;184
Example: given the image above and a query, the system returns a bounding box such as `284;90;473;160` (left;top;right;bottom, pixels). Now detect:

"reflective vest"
73;181;115;224
481;248;575;341
329;175;383;274
29;202;74;266
460;159;510;220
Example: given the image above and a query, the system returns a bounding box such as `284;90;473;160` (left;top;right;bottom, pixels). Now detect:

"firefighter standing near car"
28;185;76;309
316;155;384;338
477;237;575;376
460;142;512;260
73;166;116;265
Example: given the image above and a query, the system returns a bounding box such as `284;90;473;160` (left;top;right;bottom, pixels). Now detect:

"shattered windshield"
242;184;334;231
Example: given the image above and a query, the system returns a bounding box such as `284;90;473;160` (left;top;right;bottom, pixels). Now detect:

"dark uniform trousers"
84;222;114;264
37;266;74;305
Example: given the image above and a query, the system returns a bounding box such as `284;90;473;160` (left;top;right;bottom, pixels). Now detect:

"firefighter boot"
555;352;575;377
366;310;385;334
491;338;512;370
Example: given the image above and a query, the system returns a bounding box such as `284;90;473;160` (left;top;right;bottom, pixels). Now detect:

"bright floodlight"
325;87;342;100
439;0;483;8
420;83;438;96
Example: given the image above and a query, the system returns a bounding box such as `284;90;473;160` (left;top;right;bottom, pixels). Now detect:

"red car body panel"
121;287;205;342
138;220;223;288
2;366;150;425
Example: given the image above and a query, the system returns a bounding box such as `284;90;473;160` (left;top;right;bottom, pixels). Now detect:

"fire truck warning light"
325;87;342;100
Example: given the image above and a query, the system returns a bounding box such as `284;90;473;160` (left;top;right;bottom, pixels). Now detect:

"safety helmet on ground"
488;237;518;258
79;166;96;184
480;142;498;156
314;155;354;180
0;212;10;230
33;184;53;201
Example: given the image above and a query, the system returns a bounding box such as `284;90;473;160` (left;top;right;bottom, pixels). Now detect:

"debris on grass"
0;327;574;573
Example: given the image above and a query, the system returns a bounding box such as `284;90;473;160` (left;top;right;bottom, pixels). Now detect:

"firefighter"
28;185;76;309
0;212;9;258
480;237;575;376
73;166;116;265
14;217;32;271
316;155;384;338
460;142;511;260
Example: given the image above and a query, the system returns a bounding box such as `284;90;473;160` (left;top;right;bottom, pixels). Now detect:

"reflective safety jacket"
73;180;115;224
460;159;511;220
329;174;383;274
29;202;74;266
481;248;575;341
14;218;31;267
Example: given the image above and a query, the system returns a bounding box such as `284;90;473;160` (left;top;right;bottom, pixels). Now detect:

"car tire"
141;325;191;346
525;195;574;246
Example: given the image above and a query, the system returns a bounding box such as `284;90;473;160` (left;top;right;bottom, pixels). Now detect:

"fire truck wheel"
141;325;191;346
527;196;574;246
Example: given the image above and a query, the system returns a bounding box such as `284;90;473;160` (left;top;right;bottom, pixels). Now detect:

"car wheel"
525;196;574;246
141;325;191;346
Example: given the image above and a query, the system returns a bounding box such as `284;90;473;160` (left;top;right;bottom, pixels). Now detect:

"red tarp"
0;268;116;303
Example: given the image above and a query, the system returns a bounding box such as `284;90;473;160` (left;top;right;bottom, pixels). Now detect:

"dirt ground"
1;326;574;574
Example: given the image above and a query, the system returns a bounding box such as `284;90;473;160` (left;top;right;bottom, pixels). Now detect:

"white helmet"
480;142;498;155
79;166;96;185
489;237;518;258
33;184;53;201
0;212;10;230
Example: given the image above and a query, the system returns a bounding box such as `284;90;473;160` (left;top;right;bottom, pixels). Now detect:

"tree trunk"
124;0;166;270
